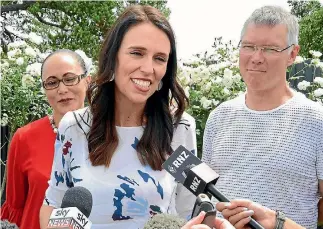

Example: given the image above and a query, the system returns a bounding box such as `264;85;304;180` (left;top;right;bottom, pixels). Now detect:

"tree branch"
4;27;25;40
4;28;14;42
1;1;36;13
1;38;8;54
33;12;66;30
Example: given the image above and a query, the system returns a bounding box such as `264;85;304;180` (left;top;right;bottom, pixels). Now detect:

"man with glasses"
202;6;323;229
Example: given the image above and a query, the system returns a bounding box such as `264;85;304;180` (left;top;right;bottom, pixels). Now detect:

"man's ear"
287;45;300;66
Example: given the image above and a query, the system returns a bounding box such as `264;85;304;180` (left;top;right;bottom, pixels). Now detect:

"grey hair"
240;5;299;46
41;49;87;78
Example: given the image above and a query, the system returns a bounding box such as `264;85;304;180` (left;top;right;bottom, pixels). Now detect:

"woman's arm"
39;205;55;229
0;129;27;226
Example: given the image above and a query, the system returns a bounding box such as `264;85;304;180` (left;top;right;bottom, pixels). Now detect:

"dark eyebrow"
128;46;169;57
44;72;80;80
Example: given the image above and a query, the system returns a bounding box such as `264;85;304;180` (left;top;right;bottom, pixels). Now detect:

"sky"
166;0;323;60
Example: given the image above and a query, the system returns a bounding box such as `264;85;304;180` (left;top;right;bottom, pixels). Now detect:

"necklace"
48;115;58;134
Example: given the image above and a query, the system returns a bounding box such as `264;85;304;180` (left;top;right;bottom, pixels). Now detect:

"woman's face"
114;22;171;106
42;53;90;117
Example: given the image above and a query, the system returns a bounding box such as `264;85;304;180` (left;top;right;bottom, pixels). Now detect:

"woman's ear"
85;75;92;85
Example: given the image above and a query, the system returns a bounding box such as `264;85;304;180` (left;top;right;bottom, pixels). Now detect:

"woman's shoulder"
59;107;92;135
16;116;52;137
175;111;196;131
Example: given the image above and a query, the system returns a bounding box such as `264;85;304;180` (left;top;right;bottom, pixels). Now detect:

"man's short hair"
240;5;299;46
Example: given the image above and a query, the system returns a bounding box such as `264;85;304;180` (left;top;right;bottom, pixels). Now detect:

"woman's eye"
130;51;142;56
47;81;57;86
155;57;166;62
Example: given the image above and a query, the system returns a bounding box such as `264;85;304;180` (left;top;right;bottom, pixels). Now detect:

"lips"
247;69;266;72
58;98;74;103
131;78;151;92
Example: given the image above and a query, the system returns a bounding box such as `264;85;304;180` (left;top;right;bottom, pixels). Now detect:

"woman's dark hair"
87;5;188;171
41;49;87;78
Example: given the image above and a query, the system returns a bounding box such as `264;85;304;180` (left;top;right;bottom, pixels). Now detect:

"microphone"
162;145;265;229
191;193;217;228
47;186;93;229
143;213;186;229
0;220;19;229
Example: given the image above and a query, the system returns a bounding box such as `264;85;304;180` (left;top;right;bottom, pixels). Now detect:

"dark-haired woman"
1;49;90;229
40;5;197;229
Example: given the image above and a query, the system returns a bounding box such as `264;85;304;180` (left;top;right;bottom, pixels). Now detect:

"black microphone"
47;186;93;229
0;220;19;229
191;193;217;228
143;213;186;229
162;145;265;229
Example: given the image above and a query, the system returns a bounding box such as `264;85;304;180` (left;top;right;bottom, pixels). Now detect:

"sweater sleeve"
43;112;74;208
170;112;198;220
0;129;27;227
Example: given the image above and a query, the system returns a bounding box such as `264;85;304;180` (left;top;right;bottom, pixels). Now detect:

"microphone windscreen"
60;186;93;218
143;213;186;229
0;220;19;229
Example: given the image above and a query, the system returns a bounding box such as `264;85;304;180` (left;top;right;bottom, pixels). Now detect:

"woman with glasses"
0;49;91;229
40;5;197;229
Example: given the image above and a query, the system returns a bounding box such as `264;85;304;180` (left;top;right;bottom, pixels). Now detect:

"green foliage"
0;42;51;137
288;0;323;57
288;0;321;18
298;7;323;57
1;0;170;59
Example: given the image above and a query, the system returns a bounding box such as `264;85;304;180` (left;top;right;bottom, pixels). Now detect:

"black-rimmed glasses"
42;72;87;90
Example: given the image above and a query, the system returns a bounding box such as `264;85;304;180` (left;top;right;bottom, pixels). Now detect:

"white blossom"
222;68;234;88
2;61;9;69
223;87;230;95
214;77;223;85
309;50;322;58
297;80;311;91
199;65;210;79
294;56;304;64
311;58;321;66
26;63;42;76
75;50;93;74
16;57;24;66
200;96;212;109
317;62;323;70
314;88;323;97
204;82;212;92
212;99;220;106
39;52;51;61
185;56;200;65
208;64;219;73
1;113;8;126
7;49;21;60
29;32;43;45
184;86;190;98
8;41;27;50
232;74;241;83
25;47;37;58
314;77;323;87
22;74;35;87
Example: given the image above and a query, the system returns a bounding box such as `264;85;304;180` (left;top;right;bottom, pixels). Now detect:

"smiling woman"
0;49;91;229
40;4;197;229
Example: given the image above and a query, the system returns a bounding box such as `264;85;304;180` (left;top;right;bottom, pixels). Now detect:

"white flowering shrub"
178;38;323;155
0;40;51;136
291;50;323;104
178;38;246;153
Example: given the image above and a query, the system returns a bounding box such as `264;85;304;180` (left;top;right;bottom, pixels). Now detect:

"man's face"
239;23;299;92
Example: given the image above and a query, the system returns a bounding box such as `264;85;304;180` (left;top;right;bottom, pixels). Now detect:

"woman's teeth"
132;79;150;88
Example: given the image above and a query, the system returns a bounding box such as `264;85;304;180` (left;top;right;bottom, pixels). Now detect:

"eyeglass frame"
238;41;294;55
42;72;88;90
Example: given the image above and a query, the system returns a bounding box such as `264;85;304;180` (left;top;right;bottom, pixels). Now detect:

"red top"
1;117;56;229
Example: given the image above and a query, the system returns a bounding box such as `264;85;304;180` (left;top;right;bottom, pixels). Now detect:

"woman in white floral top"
40;5;197;229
